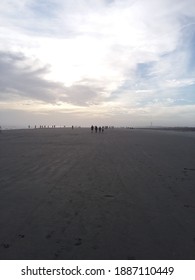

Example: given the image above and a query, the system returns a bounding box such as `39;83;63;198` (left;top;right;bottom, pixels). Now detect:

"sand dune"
0;127;195;259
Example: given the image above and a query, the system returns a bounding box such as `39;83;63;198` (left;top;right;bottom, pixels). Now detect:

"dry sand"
0;127;195;260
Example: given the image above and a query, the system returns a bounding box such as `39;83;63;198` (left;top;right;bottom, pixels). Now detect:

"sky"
0;0;195;128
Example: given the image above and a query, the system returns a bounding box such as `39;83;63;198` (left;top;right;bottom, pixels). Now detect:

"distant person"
72;125;74;130
99;126;102;133
102;126;104;133
95;126;98;133
91;125;94;133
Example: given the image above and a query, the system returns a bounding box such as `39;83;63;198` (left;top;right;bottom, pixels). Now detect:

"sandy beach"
0;127;195;260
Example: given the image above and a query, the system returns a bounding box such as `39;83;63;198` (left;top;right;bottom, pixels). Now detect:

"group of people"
91;125;104;133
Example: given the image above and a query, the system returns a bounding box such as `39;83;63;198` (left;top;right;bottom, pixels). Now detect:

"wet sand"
0;127;195;260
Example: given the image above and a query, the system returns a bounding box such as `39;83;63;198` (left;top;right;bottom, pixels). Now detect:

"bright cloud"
0;0;195;127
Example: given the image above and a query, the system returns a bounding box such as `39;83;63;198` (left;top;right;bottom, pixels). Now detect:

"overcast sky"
0;0;195;127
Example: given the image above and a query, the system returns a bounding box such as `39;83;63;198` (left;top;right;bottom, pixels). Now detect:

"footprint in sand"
2;243;10;249
46;231;54;239
184;204;190;208
74;238;82;246
18;234;25;238
104;194;114;198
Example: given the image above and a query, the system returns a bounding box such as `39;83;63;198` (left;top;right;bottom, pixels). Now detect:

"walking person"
91;125;94;133
95;126;98;133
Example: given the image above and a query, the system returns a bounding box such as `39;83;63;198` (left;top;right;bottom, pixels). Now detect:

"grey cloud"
62;84;104;106
0;51;65;102
0;51;104;106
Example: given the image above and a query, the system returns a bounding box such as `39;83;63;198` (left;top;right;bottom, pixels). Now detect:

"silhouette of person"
102;126;104;133
95;126;98;133
91;125;94;133
99;126;102;133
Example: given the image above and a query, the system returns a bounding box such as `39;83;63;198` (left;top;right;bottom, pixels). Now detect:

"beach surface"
0;127;195;260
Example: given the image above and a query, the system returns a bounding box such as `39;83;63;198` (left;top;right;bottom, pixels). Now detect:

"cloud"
0;0;195;126
0;50;106;107
0;51;65;102
62;84;105;106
